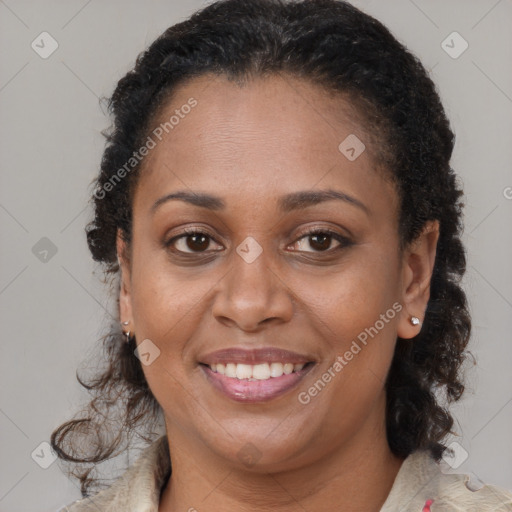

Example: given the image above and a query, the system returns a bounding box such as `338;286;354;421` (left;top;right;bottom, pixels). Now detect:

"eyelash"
164;226;352;256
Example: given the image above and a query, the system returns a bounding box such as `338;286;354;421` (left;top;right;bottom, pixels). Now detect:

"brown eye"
166;229;222;254
291;229;351;253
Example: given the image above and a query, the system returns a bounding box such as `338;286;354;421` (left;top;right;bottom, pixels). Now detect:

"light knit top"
59;435;512;511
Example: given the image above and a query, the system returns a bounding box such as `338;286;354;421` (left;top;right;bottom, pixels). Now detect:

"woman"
53;0;512;510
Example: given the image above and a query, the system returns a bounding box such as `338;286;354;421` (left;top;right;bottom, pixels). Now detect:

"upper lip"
199;347;314;366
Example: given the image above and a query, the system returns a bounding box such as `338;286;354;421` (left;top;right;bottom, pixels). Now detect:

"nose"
211;247;294;332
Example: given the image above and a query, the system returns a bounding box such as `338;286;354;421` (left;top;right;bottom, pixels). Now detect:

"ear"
116;228;133;329
397;220;440;339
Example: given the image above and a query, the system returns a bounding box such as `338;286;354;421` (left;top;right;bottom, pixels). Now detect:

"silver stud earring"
410;316;421;326
121;321;131;343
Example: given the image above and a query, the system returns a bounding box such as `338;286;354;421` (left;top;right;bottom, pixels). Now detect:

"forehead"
133;72;395;216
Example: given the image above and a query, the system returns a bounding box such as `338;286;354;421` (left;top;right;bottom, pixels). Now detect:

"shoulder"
381;449;512;511
57;435;171;512
430;470;512;511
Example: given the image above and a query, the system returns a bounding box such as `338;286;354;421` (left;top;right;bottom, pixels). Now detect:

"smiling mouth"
198;347;316;402
202;361;313;381
199;361;315;402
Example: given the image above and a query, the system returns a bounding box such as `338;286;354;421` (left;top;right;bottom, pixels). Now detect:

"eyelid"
292;223;351;241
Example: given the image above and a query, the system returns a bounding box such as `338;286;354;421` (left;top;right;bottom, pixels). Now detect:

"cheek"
301;247;400;332
299;248;401;388
130;244;207;339
128;263;206;416
293;263;400;433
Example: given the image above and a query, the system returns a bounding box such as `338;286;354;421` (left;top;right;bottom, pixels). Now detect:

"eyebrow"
151;189;369;215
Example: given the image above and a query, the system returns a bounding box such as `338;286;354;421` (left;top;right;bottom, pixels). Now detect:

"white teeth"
269;362;283;377
283;363;294;375
208;361;308;380
225;363;237;378
252;363;271;380
235;364;252;380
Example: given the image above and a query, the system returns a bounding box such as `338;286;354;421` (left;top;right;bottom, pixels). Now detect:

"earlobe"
397;220;440;339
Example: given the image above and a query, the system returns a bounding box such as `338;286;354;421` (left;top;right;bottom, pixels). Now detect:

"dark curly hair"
51;0;473;497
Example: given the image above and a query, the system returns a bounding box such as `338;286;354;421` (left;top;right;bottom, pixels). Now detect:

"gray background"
1;0;511;511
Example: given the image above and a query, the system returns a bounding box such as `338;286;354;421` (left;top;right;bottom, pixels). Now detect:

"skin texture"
117;73;440;512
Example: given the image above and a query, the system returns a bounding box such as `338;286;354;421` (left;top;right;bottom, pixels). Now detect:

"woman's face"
118;73;437;471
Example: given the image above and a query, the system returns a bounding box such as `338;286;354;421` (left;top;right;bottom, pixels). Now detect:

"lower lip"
201;364;314;403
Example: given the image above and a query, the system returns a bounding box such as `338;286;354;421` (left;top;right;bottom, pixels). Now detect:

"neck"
159;396;404;512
